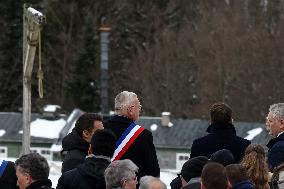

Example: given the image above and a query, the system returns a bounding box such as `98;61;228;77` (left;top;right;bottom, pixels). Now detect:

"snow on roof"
245;127;263;140
19;118;66;139
44;105;61;112
0;129;6;137
50;144;62;152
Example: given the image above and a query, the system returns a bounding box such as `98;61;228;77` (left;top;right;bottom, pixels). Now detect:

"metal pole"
99;26;111;114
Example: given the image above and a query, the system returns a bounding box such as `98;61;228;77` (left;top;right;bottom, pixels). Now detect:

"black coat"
61;130;89;173
0;160;17;189
267;132;284;170
104;115;160;178
56;156;110;189
26;179;53;189
190;123;251;162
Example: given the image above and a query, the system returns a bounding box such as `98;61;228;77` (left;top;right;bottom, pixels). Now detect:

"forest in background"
0;0;283;122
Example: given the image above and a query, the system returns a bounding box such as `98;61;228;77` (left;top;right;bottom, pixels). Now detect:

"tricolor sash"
0;160;8;177
112;122;144;161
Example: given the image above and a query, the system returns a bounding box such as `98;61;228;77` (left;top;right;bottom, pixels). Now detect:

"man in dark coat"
190;102;251;162
0;160;17;189
266;103;284;170
56;129;116;189
104;91;160;178
61;113;103;173
15;153;52;189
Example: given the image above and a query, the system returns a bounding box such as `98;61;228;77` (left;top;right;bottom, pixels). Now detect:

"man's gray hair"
15;153;49;181
139;176;167;189
115;91;138;111
269;103;284;120
105;159;139;189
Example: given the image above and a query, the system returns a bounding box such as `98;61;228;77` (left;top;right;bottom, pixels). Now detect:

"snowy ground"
2;158;177;189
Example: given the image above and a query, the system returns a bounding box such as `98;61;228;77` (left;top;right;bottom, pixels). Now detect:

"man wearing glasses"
104;91;160;179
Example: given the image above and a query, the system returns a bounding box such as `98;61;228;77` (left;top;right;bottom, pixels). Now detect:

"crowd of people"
0;91;284;189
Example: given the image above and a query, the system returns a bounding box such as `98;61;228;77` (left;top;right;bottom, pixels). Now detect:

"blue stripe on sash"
0;160;8;177
115;122;136;148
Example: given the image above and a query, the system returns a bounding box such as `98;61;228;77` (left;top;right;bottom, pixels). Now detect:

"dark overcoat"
104;115;160;178
190;123;251;162
61;130;89;173
56;157;109;189
267;132;284;170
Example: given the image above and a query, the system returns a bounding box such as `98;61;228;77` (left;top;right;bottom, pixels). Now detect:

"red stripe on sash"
113;127;145;161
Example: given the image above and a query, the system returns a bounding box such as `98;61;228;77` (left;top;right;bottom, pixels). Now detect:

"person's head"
139;176;166;189
266;103;284;137
201;162;229;189
210;149;235;166
209;102;232;124
74;113;104;143
240;143;269;189
88;129;116;158
15;153;49;189
105;159;139;189
180;156;208;186
225;164;249;187
114;91;142;121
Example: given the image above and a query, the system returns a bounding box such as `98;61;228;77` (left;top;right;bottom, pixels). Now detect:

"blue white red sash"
0;160;8;177
112;122;144;161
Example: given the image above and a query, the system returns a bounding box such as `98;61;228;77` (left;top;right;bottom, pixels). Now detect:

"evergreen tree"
66;14;100;112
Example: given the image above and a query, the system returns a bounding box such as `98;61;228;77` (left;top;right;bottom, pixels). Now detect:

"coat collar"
206;123;236;135
267;132;284;149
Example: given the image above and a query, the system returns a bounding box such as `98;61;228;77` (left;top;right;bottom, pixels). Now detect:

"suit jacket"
104;115;160;178
190;123;251;162
267;132;284;171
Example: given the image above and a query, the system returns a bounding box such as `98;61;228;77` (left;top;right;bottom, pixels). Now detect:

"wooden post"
22;5;45;155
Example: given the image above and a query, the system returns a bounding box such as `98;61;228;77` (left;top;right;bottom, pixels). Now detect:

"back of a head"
226;164;249;186
115;91;137;112
74;113;103;137
15;153;49;181
105;159;139;189
201;162;228;189
181;156;208;183
210;149;235;166
241;143;269;189
90;129;116;157
139;176;166;189
210;102;232;124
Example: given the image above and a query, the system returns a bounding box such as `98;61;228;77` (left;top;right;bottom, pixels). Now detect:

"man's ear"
82;130;89;140
280;119;284;129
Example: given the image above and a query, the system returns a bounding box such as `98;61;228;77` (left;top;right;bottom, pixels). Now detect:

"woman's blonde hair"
240;143;270;189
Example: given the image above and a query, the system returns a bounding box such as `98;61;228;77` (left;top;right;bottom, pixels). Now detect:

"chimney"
161;112;172;127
